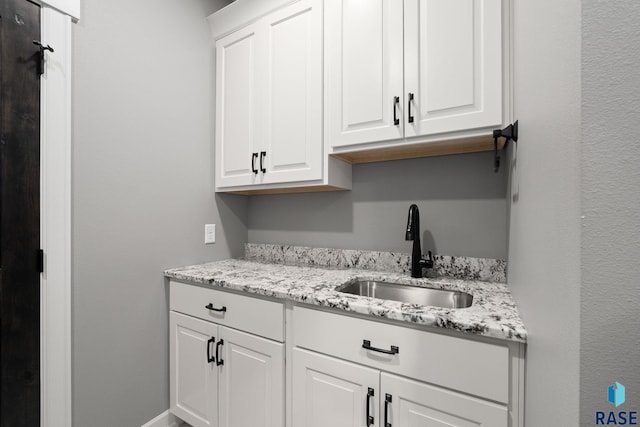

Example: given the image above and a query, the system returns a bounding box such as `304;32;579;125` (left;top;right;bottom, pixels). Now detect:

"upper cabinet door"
259;0;323;184
404;0;503;137
215;24;260;188
326;0;404;148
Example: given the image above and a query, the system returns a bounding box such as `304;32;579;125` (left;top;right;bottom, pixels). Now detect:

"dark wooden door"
0;0;42;425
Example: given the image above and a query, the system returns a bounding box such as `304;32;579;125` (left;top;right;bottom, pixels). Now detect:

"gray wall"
581;1;640;422
72;0;243;426
507;0;582;424
249;152;508;259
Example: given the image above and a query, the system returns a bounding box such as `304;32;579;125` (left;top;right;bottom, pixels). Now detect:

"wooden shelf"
332;135;503;164
228;185;348;196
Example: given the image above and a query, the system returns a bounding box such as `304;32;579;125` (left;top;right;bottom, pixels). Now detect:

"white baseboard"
141;410;186;427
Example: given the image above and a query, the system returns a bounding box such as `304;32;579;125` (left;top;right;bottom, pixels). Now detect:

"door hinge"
37;249;44;273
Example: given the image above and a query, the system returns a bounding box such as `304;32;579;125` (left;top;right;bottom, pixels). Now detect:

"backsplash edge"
244;243;507;283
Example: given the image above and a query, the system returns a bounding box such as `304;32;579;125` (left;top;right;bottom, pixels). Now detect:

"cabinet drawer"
170;281;284;342
292;306;509;403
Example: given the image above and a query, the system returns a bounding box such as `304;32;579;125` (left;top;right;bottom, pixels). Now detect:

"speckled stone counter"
164;259;526;343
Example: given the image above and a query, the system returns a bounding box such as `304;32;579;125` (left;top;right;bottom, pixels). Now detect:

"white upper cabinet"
259;0;323;185
212;0;352;193
325;0;404;147
212;0;508;190
404;0;503;137
215;25;259;188
326;0;506;152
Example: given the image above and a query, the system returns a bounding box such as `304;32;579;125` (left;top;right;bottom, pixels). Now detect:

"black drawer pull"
366;387;374;426
205;303;227;313
362;340;399;355
206;337;215;363
393;96;400;125
385;393;392;427
216;339;224;366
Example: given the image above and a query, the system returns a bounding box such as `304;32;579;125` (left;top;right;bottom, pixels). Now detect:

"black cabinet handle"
215;339;224;366
362;340;399;355
393;96;400;126
260;151;266;173
207;337;215;364
251;152;258;174
205;303;227;313
366;387;374;426
408;93;414;123
384;393;392;427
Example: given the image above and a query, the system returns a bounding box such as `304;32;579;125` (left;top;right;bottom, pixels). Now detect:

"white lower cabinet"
169;283;523;427
219;327;284;427
292;347;507;427
170;312;218;427
292;348;379;427
169;282;284;427
291;306;522;427
382;373;507;427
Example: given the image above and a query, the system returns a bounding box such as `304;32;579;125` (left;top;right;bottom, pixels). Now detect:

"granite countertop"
164;258;527;343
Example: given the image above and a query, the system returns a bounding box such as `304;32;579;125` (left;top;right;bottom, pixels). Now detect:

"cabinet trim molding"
141;410;184;427
208;0;299;41
33;0;80;20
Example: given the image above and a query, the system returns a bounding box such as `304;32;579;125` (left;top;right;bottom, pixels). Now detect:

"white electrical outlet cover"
205;224;216;244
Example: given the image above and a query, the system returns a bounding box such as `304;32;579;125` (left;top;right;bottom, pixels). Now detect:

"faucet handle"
422;251;434;269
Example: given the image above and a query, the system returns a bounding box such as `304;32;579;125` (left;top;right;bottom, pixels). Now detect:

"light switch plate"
205;224;216;244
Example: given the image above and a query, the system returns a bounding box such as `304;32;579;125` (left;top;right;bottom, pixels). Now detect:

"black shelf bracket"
492;120;518;173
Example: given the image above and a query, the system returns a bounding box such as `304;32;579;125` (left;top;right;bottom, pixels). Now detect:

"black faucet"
405;204;434;278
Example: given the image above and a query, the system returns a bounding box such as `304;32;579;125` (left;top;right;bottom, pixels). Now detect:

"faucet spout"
406;204;419;241
405;204;434;278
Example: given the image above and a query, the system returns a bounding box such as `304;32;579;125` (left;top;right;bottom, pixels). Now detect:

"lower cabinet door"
381;372;508;427
170;312;219;427
293;348;380;427
218;326;284;427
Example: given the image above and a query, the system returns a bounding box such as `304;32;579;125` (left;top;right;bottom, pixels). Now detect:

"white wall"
72;0;243;425
249;152;508;259
581;1;640;422
508;0;582;424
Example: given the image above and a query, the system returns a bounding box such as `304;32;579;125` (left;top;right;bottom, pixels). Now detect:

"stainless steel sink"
336;280;473;309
